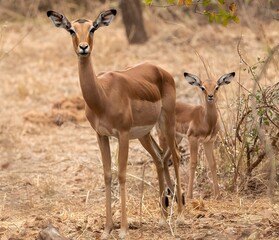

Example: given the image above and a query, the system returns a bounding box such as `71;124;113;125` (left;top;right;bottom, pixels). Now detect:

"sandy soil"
0;3;278;240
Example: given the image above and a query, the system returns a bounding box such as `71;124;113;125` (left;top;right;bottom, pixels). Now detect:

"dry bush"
217;41;279;197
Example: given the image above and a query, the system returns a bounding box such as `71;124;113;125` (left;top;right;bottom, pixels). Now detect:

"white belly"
97;124;154;139
129;125;154;139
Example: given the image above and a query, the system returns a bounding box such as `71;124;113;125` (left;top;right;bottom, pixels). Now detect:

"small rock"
38;224;69;240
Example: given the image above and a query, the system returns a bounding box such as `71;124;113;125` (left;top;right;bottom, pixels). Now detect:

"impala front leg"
118;131;129;239
97;134;113;239
187;137;198;199
203;141;220;199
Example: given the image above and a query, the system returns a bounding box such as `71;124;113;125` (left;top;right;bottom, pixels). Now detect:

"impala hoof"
159;218;167;228
119;228;127;240
176;214;185;225
101;231;110;240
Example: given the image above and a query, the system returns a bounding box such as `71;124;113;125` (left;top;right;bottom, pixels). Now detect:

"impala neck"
78;56;104;115
204;100;218;127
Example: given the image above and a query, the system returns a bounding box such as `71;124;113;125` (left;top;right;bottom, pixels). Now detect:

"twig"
146;3;176;8
111;165;156;190
193;49;211;80
237;36;262;91
246;152;266;176
85;190;90;205
0;27;32;61
167;181;176;237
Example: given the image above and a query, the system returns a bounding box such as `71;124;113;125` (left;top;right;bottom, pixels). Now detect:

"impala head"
47;9;117;57
184;72;235;103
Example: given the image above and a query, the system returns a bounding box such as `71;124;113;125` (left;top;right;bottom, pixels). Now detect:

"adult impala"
47;9;183;239
158;71;235;200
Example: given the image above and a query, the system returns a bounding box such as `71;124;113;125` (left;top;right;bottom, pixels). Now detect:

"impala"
47;9;183;239
158;71;235;200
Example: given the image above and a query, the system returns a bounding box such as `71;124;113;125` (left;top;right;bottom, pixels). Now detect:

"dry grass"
0;2;279;240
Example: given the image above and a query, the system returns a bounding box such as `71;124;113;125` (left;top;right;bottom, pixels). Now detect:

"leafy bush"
219;41;279;196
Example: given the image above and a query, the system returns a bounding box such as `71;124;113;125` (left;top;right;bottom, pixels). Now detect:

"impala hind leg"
203;142;220;199
162;148;174;194
157;128;174;195
97;134;113;239
138;133;168;225
159;114;183;215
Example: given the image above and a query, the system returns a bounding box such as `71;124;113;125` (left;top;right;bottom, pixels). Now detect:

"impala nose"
208;95;214;101
78;43;89;54
79;44;88;50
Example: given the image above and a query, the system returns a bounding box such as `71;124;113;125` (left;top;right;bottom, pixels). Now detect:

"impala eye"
215;86;219;91
200;86;206;91
68;29;76;36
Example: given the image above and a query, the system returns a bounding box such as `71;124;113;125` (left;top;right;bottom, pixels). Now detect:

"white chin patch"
79;51;89;55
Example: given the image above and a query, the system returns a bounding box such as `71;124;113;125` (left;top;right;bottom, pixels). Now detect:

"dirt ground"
0;3;279;240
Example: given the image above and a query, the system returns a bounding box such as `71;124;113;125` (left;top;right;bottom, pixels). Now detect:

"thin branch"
146;3;176;8
0;28;33;61
237;36;263;91
194;49;211;80
246;152;266;176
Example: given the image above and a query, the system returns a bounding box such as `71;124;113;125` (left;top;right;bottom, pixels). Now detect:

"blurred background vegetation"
0;0;279;42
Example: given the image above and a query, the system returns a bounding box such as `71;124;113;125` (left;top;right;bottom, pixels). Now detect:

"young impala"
47;9;183;239
158;71;235;200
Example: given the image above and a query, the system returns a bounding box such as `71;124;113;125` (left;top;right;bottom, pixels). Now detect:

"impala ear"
47;10;71;31
184;72;202;87
217;72;235;86
93;9;117;30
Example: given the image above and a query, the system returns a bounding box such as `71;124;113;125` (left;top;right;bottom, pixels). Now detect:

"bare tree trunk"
120;0;148;44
